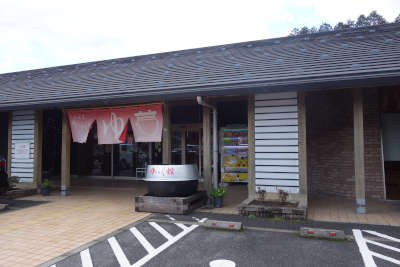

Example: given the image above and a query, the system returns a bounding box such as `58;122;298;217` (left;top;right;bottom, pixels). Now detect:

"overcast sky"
1;0;399;74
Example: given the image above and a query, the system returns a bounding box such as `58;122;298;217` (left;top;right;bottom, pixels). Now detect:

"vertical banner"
130;104;163;142
96;109;130;144
67;110;96;143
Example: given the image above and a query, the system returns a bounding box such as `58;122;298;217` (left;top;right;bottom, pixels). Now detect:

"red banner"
129;104;163;142
67;104;163;144
67;110;96;143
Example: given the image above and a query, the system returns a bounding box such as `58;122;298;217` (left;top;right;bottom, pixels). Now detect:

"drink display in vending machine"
220;128;248;183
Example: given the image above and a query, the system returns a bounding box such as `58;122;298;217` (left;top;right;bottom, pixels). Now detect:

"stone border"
0;188;37;200
238;199;307;220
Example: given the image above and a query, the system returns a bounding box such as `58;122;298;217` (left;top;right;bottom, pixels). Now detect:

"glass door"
171;128;202;175
113;142;150;178
185;131;200;166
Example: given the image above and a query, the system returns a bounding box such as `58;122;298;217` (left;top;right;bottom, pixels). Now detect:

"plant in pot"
40;179;53;196
210;187;227;208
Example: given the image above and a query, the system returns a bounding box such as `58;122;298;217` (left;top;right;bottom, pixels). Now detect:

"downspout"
197;96;218;190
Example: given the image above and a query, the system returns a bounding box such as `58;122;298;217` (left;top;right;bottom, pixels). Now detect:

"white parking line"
363;230;400;243
80;249;93;267
130;227;156;254
108;236;131;267
353;229;400;267
52;218;207;267
353;230;377;267
132;218;207;267
366;239;400;253
175;223;190;231
148;222;173;240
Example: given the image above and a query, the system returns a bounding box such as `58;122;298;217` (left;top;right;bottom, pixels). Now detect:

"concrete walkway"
308;197;400;226
0;185;149;267
200;189;400;227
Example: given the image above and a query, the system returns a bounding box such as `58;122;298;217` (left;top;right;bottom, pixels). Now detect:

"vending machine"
220;128;248;183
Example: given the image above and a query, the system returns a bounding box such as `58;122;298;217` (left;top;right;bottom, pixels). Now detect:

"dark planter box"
135;191;207;214
0;188;37;200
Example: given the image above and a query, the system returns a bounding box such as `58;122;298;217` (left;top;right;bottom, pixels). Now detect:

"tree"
289;10;391;36
356;14;369;28
395;14;400;23
298;26;311;35
319;23;333;32
366;10;387;25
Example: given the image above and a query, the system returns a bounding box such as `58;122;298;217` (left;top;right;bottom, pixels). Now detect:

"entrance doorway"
170;102;203;174
381;88;400;200
171;126;202;174
42;110;62;180
71;122;162;179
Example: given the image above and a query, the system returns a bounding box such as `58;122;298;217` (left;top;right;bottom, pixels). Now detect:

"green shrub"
210;187;227;197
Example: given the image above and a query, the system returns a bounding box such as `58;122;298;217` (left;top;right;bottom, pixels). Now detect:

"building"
1;23;400;214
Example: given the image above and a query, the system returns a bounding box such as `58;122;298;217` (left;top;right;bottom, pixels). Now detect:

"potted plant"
210;187;227;208
40;179;53;196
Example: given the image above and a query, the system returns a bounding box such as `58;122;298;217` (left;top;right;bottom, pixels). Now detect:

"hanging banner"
67;110;96;143
130;104;163;142
67;103;163;144
96;109;130;144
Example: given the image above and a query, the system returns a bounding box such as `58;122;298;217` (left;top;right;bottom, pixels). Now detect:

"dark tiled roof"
1;23;400;110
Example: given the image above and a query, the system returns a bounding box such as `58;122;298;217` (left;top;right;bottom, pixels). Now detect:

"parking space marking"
149;222;174;240
80;249;93;267
363;230;400;243
130;227;156;254
108;236;131;267
132;218;207;267
52;216;207;267
175;223;190;231
353;229;400;267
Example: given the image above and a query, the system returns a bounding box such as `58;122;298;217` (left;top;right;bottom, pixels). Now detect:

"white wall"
254;91;299;193
11;110;36;183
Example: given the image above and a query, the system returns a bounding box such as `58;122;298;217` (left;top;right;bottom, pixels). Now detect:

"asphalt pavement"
40;213;400;267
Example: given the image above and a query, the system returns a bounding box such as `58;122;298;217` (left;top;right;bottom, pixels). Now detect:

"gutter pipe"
197;96;218;190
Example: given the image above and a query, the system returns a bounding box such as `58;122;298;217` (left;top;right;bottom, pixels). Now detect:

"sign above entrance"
66;103;163;144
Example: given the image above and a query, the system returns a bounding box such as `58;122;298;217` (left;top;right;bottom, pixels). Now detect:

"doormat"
0;199;49;213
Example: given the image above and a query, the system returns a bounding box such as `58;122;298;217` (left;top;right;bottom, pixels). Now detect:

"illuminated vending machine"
220;128;248;183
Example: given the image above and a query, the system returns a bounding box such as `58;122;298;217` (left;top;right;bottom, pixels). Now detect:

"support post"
353;88;366;214
298;91;308;205
202;106;212;194
33;110;43;188
148;142;153;164
247;95;256;199
7;112;12;177
162;103;171;164
61;110;71;196
181;130;186;164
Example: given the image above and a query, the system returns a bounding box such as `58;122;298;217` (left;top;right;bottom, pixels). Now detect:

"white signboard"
14;143;30;159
